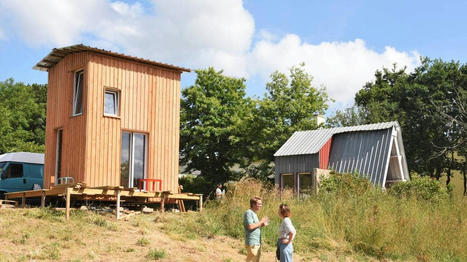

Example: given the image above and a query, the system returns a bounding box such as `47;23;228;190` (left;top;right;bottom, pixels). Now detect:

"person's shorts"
245;245;261;262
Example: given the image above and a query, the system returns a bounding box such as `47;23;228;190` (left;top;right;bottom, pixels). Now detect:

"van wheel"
0;191;5;200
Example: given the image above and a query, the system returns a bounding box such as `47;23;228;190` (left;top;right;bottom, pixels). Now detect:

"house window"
104;90;119;116
73;70;84;116
281;173;294;190
298;173;313;197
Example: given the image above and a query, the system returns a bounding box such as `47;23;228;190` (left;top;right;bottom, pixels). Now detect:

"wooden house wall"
84;53;180;192
43;53;89;189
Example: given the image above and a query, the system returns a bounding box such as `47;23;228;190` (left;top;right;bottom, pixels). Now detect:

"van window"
3;163;23;179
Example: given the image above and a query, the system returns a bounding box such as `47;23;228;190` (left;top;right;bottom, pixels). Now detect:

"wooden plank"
199;195;203;212
41;191;46;208
65;187;71;220
116;189;121;220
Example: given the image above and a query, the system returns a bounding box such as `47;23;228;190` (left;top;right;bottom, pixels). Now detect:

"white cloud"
247;35;420;103
0;0;113;46
0;0;420;104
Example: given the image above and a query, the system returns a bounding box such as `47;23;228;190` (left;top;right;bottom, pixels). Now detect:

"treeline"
0;78;47;154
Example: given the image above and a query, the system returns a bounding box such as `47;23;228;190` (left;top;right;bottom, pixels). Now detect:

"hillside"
0;208;309;262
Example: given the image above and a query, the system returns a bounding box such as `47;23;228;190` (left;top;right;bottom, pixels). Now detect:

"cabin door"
120;132;147;188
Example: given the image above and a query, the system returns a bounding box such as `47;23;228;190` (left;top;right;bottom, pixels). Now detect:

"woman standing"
277;203;296;262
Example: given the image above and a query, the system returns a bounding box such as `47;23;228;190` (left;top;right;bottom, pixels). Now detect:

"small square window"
104;90;119;116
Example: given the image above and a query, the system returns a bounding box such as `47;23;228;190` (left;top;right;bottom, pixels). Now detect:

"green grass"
145;248;167;260
136;237;150;246
163;177;467;261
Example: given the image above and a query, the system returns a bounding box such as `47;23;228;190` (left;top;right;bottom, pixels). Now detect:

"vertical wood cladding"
44;53;88;189
44;52;181;192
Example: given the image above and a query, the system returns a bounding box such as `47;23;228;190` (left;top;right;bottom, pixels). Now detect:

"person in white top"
277;203;296;262
215;183;224;199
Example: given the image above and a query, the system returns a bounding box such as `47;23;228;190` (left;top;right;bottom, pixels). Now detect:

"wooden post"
160;193;165;213
199;195;203;212
21;193;26;208
116;189;121;220
41;191;46;208
65;187;71;220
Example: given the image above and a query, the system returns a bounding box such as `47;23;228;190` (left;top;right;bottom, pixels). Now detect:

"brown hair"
279;203;291;217
250;196;262;208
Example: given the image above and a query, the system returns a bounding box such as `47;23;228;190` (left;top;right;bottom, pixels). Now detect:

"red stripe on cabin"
319;137;332;169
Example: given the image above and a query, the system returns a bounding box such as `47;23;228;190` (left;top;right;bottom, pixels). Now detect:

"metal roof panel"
274;121;399;157
33;44;191;72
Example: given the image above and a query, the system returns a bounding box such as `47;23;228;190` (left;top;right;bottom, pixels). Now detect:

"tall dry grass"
164;177;467;261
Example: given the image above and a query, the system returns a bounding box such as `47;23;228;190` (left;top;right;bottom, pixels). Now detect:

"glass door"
120;132;147;188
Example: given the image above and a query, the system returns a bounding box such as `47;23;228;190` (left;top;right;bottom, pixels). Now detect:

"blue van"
0;152;44;195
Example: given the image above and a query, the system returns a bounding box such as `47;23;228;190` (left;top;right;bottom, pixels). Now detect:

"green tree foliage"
0;79;47;153
355;59;466;184
248;64;329;163
326;105;369;127
180;68;253;185
180;65;330;186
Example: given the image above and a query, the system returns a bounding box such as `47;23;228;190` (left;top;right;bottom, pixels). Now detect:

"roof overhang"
33;44;191;73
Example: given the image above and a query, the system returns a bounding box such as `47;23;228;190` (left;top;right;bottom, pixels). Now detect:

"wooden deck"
5;183;203;220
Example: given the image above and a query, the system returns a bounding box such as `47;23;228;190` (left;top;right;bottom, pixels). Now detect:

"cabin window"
2;163;23;179
281;173;294;190
298;173;313;197
73;70;84;116
121;132;147;188
55;129;63;183
104;90;119;116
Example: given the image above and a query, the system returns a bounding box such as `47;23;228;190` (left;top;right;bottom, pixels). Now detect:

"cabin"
33;44;190;192
274;122;410;195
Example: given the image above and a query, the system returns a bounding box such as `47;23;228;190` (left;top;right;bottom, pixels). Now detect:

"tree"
355;59;466;189
326;105;369;127
245;64;330;181
0;79;46;153
180;68;253;186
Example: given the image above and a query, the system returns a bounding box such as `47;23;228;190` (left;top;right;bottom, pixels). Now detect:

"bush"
319;171;373;196
389;175;449;201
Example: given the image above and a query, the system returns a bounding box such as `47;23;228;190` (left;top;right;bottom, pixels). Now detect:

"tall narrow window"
55;129;63;183
73;70;84;115
120;132;147;188
104;90;119;116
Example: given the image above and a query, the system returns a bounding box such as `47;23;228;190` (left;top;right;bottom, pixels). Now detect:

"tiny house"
274;122;410;195
0;152;44;193
34;44;190;192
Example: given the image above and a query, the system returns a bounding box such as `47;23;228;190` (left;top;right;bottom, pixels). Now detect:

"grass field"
165;176;467;261
0;174;465;261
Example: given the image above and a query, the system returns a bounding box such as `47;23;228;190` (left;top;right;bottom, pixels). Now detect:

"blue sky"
0;0;465;111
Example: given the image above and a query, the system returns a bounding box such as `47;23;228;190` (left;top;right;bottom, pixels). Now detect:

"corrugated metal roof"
274;121;399;157
0;152;44;164
33;44;191;72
